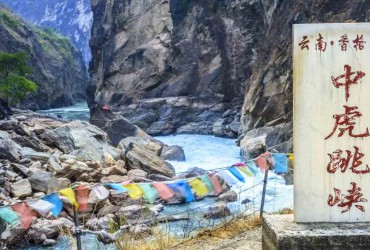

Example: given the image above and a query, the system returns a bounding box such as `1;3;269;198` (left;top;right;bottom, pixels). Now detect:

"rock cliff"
0;7;88;110
89;0;370;158
88;0;264;139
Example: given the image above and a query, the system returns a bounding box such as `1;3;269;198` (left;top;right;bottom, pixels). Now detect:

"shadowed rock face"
88;0;265;137
0;7;88;110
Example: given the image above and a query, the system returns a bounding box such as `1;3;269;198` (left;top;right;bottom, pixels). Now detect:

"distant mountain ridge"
0;0;93;66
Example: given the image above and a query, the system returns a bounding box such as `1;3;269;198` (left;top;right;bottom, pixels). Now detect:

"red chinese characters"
331;65;365;102
299;36;309;50
353;34;366;50
325;105;370;139
327;146;370;174
316;33;327;51
328;182;368;213
338;34;349;51
298;34;367;52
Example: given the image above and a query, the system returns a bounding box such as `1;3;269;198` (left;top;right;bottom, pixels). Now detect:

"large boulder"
125;143;175;178
11;179;32;198
0;139;20;162
41;121;120;162
160;145;185;161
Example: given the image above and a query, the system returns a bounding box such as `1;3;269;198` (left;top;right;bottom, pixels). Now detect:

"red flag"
75;185;90;212
152;183;174;201
11;203;36;229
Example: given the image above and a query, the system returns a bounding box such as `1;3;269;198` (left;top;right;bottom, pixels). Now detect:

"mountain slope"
0;7;88;109
0;0;92;66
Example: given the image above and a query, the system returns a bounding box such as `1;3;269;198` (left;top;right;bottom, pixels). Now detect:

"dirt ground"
169;216;263;250
175;227;262;250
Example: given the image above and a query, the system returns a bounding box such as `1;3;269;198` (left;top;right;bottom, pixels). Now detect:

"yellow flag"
288;154;294;169
189;178;208;197
59;188;79;208
124;184;144;199
237;166;254;177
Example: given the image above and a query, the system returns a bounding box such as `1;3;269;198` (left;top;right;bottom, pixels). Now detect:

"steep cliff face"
89;0;265;138
0;7;88;109
239;0;370;158
0;0;93;66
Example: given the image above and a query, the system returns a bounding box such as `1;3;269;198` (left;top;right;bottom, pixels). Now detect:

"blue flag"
272;154;288;174
167;180;195;203
228;166;246;183
42;193;63;217
107;184;128;193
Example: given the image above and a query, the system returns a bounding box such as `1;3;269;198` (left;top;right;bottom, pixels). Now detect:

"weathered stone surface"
119;136;162;156
20;148;51;163
125;143;175;177
263;214;370;250
101;175;129;184
127;169;148;179
47;178;71;193
88;0;250;137
216;190;238;203
28;171;53;192
0;139;20;162
204;202;231;219
41;121;119;162
47;158;63;173
160;145;185;162
11;179;32;198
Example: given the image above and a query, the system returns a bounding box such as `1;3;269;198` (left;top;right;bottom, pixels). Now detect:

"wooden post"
73;207;82;250
260;145;269;219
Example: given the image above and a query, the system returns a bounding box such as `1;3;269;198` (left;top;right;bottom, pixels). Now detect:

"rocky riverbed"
0;108;192;248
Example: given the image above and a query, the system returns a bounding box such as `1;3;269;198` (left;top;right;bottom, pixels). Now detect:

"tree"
0;51;37;106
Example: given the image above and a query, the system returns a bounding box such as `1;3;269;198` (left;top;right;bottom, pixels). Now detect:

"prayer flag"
124;184;144;199
189;178;209;197
209;173;223;194
108;184;128;193
0;207;20;227
42;193;63;217
11;203;36;229
152;183;174;201
228;166;246;183
233;162;246;167
167;180;195;203
246;161;259;175
91;186;110;200
237;166;254;176
255;156;269;172
27;200;54;217
272;154;288;174
59;188;78;208
199;175;214;193
139;184;159;203
75;185;90;212
218;170;239;186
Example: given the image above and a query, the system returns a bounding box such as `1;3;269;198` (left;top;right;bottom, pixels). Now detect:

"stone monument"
263;23;370;249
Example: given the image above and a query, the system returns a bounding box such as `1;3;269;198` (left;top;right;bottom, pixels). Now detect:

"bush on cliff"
0;51;37;106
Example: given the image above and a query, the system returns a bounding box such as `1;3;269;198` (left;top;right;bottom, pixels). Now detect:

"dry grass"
274;208;294;214
171;215;262;249
115;228;181;250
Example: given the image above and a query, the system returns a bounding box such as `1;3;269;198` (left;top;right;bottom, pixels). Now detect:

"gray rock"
118;136;163;156
125;143;175;177
47;158;63;173
20;148;51;163
41;121;119;162
28;171;52;192
11;179;32;198
101;175;129;184
204;202;231;219
160;145;185;161
216;190;238;202
127;169;148;179
10;163;32;177
47;178;71;193
0;139;20;162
